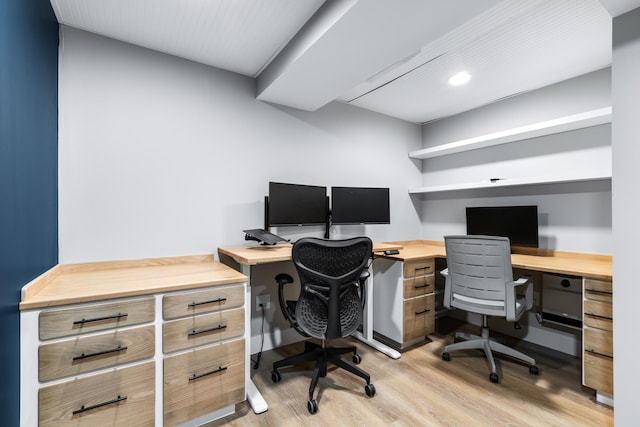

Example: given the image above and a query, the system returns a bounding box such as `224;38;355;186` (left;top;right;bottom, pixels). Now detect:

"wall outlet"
256;294;271;310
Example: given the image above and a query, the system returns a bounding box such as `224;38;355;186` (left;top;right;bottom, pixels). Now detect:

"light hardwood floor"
207;320;613;426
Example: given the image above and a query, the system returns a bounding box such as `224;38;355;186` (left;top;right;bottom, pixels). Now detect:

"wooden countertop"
380;240;612;280
20;255;247;310
218;242;402;266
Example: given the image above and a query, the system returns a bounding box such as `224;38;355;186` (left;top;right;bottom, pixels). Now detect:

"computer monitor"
331;186;390;225
465;205;539;247
266;182;328;227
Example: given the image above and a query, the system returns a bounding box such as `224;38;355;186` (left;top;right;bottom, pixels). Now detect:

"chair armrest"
440;268;451;309
505;276;533;321
275;273;295;325
357;269;369;308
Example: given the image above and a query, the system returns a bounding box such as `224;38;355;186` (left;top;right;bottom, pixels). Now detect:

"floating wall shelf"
409;107;612;160
409;170;612;195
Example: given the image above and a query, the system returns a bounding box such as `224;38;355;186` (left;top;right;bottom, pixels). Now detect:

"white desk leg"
353;265;401;360
241;264;269;414
246;379;268;414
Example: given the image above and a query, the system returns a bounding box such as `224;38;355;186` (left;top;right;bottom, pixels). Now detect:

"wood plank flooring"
206;321;613;426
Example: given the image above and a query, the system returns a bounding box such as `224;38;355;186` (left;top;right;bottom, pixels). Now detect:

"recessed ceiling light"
448;71;471;86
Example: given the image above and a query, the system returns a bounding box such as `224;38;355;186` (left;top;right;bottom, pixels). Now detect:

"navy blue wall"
0;0;58;424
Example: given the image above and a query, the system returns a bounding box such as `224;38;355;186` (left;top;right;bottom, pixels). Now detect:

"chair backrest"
292;237;373;340
443;235;513;317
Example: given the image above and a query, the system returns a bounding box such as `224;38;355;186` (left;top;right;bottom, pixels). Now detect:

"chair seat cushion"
452;293;526;318
453;293;504;307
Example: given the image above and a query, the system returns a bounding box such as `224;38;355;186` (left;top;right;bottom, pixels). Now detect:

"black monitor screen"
466;205;539;247
267;182;328;227
331;187;390;225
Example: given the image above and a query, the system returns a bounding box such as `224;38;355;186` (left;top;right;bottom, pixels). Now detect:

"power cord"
251;303;265;369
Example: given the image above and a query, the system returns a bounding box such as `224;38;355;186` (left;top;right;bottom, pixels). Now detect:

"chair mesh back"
292;237;372;340
444;235;513;314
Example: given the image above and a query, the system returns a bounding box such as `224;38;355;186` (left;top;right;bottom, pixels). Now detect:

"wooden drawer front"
403;259;434;278
403;294;435;342
584;300;613;331
584;327;613;358
163;307;244;353
584;351;613;395
163;285;244;320
584;279;612;304
39;325;155;382
164;339;245;427
39;361;155;427
39;298;155;340
403;274;434;298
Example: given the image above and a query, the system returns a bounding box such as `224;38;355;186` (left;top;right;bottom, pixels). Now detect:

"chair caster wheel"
271;371;281;383
442;352;451;361
365;383;376;397
307;399;318;414
490;372;499;383
529;365;540;375
353;353;362;364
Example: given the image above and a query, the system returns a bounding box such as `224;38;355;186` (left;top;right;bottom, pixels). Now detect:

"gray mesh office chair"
271;237;376;414
441;235;539;383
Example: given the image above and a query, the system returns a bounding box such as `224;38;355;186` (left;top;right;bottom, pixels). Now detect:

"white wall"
419;68;612;254
58;26;422;264
57;26;422;353
418;69;613;355
612;6;640;423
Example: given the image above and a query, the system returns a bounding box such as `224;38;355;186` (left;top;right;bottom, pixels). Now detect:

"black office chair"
270;237;376;414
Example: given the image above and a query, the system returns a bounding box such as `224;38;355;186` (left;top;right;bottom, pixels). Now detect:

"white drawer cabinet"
373;257;435;350
582;278;613;402
34;297;157;427
20;255;248;427
161;285;245;427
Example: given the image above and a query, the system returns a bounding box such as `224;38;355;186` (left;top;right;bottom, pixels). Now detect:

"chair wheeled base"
271;340;376;414
442;317;539;383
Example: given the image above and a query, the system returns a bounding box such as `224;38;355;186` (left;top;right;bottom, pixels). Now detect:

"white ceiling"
50;0;640;124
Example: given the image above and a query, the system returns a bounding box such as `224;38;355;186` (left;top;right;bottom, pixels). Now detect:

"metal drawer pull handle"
585;289;612;295
585;348;613;359
188;297;227;308
73;395;127;415
73;313;128;325
73;345;128;361
188;324;227;336
189;366;227;381
414;284;428;289
585;312;612;320
414;266;430;271
415;309;431;315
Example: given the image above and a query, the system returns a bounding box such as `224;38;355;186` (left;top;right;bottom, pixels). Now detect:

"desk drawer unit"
35;297;157;426
163;339;245;426
583;278;613;397
39;360;155;427
22;256;248;427
374;257;435;350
